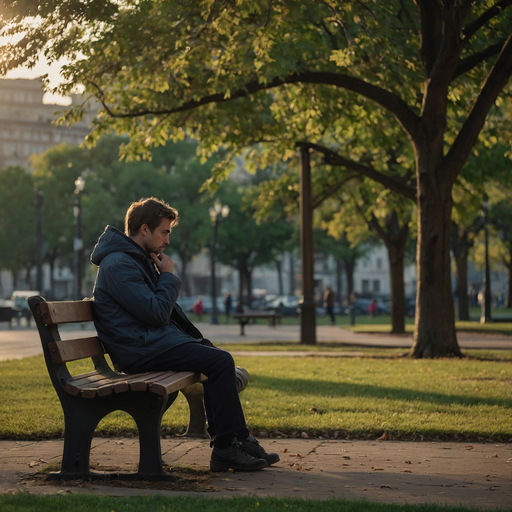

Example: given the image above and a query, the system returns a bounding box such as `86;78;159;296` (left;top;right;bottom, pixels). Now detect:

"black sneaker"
210;440;267;472
241;436;280;466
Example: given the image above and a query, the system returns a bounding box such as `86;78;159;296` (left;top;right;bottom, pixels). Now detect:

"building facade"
0;77;96;170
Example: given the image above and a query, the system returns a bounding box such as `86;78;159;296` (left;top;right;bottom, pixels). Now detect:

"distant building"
0;77;97;169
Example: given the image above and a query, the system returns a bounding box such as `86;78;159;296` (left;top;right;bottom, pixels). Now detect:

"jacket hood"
91;226;148;266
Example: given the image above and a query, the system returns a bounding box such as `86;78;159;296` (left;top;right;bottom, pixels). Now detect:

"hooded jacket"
90;226;203;371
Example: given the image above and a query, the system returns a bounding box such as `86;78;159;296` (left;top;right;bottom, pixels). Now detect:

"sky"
4;55;71;105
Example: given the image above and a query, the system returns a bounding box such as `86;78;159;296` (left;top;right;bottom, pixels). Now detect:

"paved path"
1;437;511;508
1;322;512;361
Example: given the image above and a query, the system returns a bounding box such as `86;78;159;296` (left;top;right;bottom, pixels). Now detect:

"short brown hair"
125;197;179;236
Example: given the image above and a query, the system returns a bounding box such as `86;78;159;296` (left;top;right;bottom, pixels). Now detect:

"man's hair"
125;197;179;236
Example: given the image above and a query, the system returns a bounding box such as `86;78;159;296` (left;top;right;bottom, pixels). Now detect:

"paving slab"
1;438;511;508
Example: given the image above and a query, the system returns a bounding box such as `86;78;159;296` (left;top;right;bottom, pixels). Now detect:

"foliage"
0;166;36;280
2;1;512;356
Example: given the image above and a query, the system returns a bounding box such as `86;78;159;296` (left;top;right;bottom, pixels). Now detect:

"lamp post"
73;176;86;299
480;197;492;323
209;200;230;324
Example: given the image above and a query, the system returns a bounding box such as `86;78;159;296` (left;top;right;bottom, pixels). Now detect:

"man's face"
142;218;172;255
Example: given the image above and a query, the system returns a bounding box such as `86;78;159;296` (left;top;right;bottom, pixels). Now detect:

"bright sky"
4;56;71;105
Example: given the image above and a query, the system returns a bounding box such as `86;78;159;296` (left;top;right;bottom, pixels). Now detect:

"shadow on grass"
252;375;512;409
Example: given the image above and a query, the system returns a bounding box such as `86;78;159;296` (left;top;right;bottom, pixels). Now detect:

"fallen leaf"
372;468;384;471
282;448;288;453
301;432;309;439
404;469;412;473
404;461;412;464
377;433;388;441
381;485;392;489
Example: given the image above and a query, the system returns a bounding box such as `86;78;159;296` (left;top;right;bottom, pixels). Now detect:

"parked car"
10;290;39;326
264;295;301;316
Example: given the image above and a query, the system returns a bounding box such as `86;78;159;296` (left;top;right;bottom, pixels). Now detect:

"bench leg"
130;393;178;480
50;401;105;479
180;382;207;438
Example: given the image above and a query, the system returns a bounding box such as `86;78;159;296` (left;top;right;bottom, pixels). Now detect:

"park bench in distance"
232;309;282;336
28;295;211;482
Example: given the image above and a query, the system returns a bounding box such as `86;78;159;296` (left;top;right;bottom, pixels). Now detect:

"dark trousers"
327;306;335;324
124;342;248;442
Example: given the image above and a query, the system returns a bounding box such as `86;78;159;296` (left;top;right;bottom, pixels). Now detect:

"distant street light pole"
209;200;230;325
73;176;86;299
480;197;492;323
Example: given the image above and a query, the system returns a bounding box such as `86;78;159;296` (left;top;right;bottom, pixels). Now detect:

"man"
91;197;279;472
323;285;335;325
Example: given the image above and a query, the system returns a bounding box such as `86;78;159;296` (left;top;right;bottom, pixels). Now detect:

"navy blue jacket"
90;226;203;371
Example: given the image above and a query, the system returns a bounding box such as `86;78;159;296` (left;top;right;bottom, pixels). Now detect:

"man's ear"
141;224;150;236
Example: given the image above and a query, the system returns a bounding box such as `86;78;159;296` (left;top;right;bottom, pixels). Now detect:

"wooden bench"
232;310;282;336
28;295;209;482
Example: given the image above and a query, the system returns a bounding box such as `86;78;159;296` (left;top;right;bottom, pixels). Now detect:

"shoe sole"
210;459;267;472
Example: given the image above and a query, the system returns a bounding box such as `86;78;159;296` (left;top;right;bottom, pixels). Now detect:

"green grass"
0;494;508;512
1;352;511;441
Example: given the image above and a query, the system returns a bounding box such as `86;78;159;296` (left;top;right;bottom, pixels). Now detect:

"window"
373;280;380;293
362;279;370;293
377;258;382;269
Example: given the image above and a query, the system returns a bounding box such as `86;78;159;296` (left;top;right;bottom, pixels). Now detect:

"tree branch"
296;142;417;202
445;33;512;185
93;70;420;145
453;38;507;79
311;174;359;210
463;0;512;41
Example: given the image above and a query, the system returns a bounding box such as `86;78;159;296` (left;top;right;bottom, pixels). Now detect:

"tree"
0;166;36;289
30;137;214;296
3;1;512;357
215;182;294;305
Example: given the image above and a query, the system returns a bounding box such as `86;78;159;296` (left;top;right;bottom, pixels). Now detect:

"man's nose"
164;236;170;245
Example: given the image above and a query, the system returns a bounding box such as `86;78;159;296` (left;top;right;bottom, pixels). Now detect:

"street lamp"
209;200;230;324
73;175;86;299
480;197;492;323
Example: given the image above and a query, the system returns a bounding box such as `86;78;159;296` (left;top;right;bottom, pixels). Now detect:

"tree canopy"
2;0;512;356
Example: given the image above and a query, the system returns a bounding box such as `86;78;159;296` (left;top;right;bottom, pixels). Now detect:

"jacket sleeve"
101;255;181;327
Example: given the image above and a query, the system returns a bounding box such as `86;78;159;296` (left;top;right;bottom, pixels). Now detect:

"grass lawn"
0;494;501;512
1;350;511;441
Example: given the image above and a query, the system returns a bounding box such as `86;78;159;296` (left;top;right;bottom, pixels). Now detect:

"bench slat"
40;300;94;325
49;337;104;364
149;371;205;397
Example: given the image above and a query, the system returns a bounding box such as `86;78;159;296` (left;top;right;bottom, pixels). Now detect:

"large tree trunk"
451;222;470;321
387;242;406;334
506;242;512;309
367;211;408;334
410;180;462;358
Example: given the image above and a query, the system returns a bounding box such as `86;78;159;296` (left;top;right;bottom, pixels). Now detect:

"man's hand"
150;252;174;273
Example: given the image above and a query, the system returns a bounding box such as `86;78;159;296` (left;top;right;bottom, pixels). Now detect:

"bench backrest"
37;299;105;364
28;296;113;395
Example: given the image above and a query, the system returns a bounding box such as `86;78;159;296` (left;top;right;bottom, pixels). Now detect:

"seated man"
91;197;279;472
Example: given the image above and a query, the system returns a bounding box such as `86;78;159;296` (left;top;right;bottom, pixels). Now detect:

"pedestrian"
90;197;278;472
224;292;233;323
323;285;335;325
367;299;378;317
192;296;203;321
